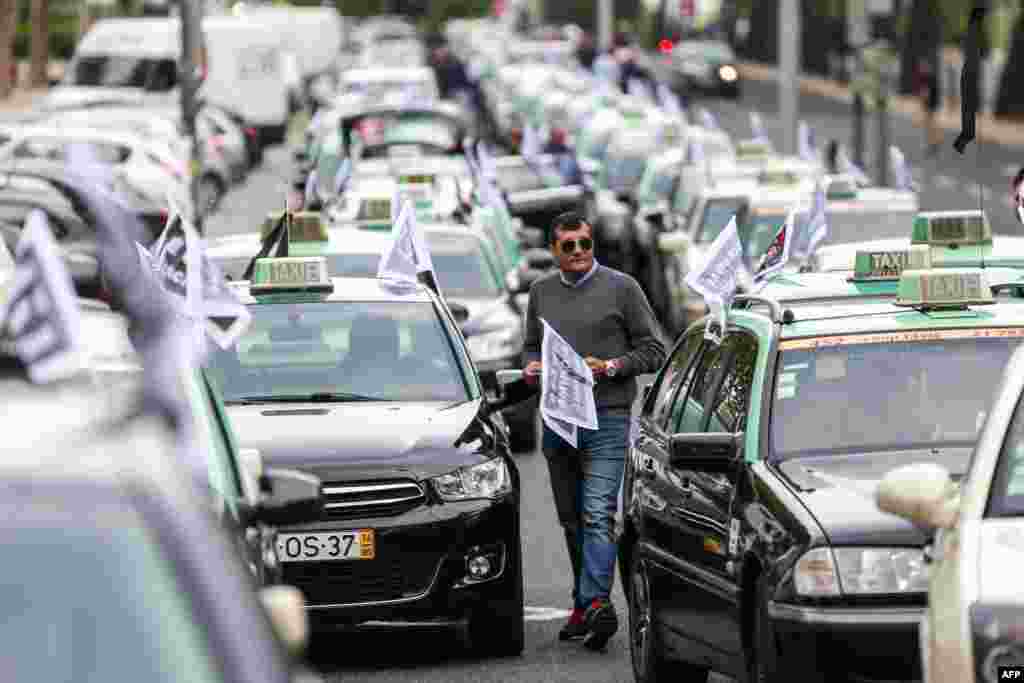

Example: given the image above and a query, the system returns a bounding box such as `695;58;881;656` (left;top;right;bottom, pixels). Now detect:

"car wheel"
507;404;538;453
465;561;525;657
628;552;708;683
199;174;225;216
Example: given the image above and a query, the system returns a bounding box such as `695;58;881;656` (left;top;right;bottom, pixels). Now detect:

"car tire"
628;552;709;683
465;561;525;657
507;404;538;453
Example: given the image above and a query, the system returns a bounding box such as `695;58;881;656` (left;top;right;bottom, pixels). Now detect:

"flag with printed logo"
752;215;794;285
0;210;84;384
539;318;598;447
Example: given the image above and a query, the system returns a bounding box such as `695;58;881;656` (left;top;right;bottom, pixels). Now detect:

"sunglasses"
559;237;593;254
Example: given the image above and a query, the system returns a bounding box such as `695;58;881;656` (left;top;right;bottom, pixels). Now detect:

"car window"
206;301;471;403
672;338;729;433
648;333;703;431
697;197;748;243
0;498;224;683
706;333;758;433
428;237;503;298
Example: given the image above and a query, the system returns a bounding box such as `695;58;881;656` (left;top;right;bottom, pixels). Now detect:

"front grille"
283;548;442;606
321;479;426;519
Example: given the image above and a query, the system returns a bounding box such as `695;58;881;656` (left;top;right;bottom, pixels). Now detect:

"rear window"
696;197;747;243
70;56;178;91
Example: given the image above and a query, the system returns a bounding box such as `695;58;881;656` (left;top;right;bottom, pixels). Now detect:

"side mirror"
669;432;743;472
876;463;958;531
522;247;556;271
254;468;323;526
448;301;470;325
259;585;309;656
516;225;545;248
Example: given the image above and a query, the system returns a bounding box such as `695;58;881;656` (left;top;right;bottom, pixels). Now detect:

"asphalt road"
691;77;1022;236
200;76;1000;676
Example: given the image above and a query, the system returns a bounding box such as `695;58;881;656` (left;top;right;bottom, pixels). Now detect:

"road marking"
524;607;573;622
933;174;958;189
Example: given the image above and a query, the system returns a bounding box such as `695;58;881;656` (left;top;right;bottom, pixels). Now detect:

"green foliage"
13;14;79;60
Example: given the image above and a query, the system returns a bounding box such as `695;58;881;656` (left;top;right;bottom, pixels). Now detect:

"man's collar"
559;260;600;288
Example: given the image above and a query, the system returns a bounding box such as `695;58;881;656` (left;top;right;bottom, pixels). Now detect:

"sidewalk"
738;61;1024;149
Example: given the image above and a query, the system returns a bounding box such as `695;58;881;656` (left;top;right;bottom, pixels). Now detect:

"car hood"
777;450;972;547
977;519;1024;603
225;398;501;482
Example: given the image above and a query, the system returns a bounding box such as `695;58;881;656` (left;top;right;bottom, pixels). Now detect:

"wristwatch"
606;358;622;378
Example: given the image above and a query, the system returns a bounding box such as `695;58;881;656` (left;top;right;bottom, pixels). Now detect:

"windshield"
0;500;222;683
772;333;1021;462
697;197;748;243
352;115;458;152
70;56;178;91
205;301;469;403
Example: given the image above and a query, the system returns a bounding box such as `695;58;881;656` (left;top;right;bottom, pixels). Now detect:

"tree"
996;1;1024;118
0;0;15;98
29;0;47;87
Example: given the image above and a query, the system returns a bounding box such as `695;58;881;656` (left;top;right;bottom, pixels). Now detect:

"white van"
49;16;290;148
234;6;343;79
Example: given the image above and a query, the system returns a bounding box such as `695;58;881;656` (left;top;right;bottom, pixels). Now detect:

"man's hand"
585;356;607;377
524;361;542;385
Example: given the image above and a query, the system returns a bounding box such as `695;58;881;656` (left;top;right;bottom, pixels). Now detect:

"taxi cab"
621;260;1024;683
202;256;526;656
879;319;1024;683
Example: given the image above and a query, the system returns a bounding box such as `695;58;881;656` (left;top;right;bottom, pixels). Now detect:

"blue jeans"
543;411;630;610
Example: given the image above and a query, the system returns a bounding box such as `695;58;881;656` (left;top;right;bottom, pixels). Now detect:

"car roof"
229;275;436;305
814;236;1024;272
343;67;434;83
3;124;147;146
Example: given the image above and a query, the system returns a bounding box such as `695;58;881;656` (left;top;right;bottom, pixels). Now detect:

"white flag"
657;83;683;117
334;157;352;194
684;215;749;306
539;318;598;447
686;136;706;166
477;140;497;183
304;168;319;206
750;111;769;143
802;180;829;261
627;77;653;102
0;210;84;384
837;144;870;185
521;123;542;162
376;199;437;288
798;121;817;162
700;107;719;130
889;145;915;191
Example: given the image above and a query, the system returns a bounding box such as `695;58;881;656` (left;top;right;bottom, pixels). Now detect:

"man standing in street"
523;212;666;651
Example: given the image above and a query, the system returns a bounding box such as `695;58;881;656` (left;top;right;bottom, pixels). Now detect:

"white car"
878;338;1024;683
0;125;188;209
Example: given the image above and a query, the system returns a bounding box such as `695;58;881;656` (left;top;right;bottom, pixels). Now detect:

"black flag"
242;210;290;281
954;4;989;154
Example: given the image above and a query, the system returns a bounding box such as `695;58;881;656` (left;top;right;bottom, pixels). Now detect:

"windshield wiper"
227;393;388;405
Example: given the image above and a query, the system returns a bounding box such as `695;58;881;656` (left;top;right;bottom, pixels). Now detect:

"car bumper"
283;495;520;629
769;602;924;680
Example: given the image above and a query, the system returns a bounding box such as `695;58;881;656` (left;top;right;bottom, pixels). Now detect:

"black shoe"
582;600;618;651
558;615;588;641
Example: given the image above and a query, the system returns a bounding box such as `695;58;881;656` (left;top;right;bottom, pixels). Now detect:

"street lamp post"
178;0;203;234
778;0;801;156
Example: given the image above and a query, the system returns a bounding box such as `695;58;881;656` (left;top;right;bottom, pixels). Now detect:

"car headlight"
719;65;738;82
971;604;1024;683
793;547;928;597
465;327;522;362
432;458;512;501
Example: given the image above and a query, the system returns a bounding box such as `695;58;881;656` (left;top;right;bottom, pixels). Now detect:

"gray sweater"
523;265;667;411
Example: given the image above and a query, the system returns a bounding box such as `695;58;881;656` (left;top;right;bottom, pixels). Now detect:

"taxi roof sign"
757;168;801;186
251;256;333;295
736;139;773;160
260;211;328;243
851;245;931;282
895;268;994;308
398;173;435;186
911;210;992;247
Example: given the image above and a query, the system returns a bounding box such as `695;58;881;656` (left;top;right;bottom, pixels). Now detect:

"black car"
204;270;526;656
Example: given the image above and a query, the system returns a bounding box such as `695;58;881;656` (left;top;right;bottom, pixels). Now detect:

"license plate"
275;530;375;562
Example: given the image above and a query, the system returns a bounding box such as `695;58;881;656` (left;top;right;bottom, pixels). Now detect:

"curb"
737;61;1024;149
